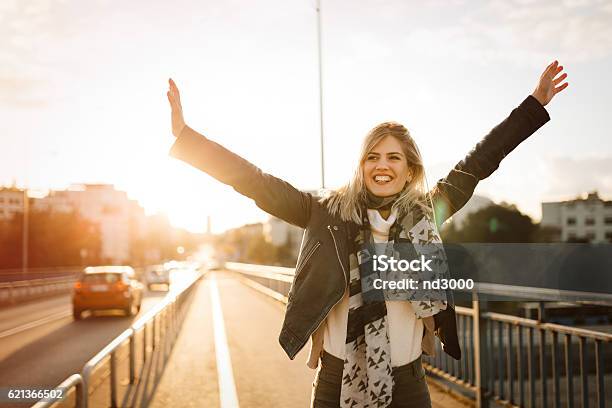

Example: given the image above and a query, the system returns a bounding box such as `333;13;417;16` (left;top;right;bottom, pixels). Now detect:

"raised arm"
431;61;569;226
166;79;312;228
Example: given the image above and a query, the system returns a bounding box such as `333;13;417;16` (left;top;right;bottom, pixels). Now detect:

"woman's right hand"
167;78;186;138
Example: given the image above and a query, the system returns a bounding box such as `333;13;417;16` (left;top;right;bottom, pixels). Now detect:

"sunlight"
113;144;267;233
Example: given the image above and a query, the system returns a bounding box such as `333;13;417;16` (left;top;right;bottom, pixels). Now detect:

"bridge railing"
0;267;82;283
30;270;203;408
0;266;153;306
226;262;612;408
0;276;77;305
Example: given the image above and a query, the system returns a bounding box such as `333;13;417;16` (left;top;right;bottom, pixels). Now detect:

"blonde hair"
322;122;433;224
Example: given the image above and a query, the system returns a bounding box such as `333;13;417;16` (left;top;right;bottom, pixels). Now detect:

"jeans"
311;350;432;408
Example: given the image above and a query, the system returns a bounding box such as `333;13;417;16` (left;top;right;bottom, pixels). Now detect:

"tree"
0;217;22;269
532;225;562;243
442;203;537;243
245;235;279;265
0;210;102;269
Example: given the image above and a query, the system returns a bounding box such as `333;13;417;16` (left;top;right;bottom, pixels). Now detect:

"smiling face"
363;135;413;197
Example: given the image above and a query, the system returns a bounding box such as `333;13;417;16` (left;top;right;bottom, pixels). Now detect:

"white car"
145;265;171;290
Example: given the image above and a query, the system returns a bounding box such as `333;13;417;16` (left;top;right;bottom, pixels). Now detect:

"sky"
1;0;611;233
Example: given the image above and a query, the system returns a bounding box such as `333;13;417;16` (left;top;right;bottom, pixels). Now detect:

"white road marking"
210;274;240;408
0;310;71;339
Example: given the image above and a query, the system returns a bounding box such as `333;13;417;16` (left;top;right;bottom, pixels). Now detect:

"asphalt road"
0;271;469;407
0;283;172;407
148;271;468;408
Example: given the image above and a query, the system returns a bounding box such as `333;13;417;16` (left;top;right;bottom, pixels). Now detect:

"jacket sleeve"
169;126;312;229
431;95;550;226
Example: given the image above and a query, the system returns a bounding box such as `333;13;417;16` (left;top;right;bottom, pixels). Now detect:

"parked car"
72;266;143;320
145;264;171;290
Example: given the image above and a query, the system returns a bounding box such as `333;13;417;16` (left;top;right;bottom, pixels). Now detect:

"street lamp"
22;189;28;279
316;0;326;189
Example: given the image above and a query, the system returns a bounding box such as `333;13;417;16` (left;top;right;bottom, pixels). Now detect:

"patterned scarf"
340;192;448;408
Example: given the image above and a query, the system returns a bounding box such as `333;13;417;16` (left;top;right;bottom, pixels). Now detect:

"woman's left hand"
167;78;187;138
531;60;568;106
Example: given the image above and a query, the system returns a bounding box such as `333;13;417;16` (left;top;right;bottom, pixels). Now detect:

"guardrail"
0;276;77;306
226;262;612;408
225;262;293;303
31;270;203;408
0;266;155;306
0;267;82;283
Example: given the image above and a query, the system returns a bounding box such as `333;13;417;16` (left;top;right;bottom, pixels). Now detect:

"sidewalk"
149;278;220;408
147;271;471;407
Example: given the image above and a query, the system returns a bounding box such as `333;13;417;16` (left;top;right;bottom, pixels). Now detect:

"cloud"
424;155;612;220
543;156;612;198
0;0;81;107
0;0;132;107
398;0;612;66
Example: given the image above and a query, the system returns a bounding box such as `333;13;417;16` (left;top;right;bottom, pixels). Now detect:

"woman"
166;61;568;408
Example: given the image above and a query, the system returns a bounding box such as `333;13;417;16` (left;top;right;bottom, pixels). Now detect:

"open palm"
167;78;186;138
532;61;568;106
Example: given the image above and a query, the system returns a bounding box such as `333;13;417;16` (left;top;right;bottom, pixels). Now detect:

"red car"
72;266;143;320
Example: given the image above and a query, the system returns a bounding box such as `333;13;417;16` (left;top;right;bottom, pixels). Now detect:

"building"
541;192;612;243
30;190;73;214
52;184;146;263
223;222;265;261
262;190;321;257
0;187;25;220
33;184;146;263
227;222;264;241
263;216;303;258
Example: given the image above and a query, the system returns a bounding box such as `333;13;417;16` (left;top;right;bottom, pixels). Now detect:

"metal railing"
225;262;293;303
0;266;152;306
0;276;77;305
31;271;203;408
425;301;611;408
0;266;81;283
226;262;612;408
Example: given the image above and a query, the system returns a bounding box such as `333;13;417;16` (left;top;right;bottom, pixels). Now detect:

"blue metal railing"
226;262;612;408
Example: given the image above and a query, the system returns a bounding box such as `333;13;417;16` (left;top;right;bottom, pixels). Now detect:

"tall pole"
316;0;325;189
22;189;28;279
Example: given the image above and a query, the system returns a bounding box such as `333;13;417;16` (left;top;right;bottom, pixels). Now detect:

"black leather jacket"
169;95;549;361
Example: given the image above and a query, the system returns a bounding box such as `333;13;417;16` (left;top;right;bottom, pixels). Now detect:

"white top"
322;208;424;367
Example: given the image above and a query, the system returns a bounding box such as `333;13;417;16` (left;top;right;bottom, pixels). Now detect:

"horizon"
2;181;608;234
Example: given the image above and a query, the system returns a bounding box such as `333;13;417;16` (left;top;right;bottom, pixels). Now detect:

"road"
0;271;469;407
147;271;468;408
0;282;173;408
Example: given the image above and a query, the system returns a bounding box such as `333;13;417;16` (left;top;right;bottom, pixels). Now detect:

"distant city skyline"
2;0;612;232
4;182;609;237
